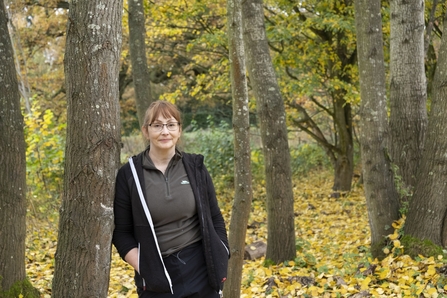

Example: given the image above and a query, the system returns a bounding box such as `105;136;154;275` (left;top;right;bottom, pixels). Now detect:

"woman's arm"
124;247;139;272
113;166;139;260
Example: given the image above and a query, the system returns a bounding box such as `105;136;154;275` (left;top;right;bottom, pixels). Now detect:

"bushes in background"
182;116;331;189
25;103;65;217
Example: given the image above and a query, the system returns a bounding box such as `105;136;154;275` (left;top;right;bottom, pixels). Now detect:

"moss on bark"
0;278;40;298
401;235;444;259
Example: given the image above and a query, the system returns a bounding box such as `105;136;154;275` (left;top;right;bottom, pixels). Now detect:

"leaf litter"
25;170;447;297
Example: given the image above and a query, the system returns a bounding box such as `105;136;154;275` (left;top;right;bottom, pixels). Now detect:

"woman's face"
145;114;181;153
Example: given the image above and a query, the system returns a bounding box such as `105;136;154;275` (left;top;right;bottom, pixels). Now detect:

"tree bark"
223;0;252;296
405;12;447;247
389;0;427;198
0;0;27;291
51;0;122;296
332;92;354;192
128;0;153;129
242;0;295;263
354;0;400;258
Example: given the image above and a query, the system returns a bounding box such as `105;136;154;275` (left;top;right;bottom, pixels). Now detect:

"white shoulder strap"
129;157;155;229
128;157;173;294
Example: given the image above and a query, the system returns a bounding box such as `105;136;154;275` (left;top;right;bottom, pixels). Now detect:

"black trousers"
137;242;220;298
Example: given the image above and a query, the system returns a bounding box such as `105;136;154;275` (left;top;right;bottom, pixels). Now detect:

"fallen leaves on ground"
25;170;447;297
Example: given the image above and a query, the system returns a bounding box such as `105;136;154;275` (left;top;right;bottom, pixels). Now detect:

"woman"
112;101;229;297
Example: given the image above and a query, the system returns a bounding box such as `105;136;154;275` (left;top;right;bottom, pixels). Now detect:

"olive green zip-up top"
142;149;202;256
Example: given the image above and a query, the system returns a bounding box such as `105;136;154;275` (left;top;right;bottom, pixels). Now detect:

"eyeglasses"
148;122;180;132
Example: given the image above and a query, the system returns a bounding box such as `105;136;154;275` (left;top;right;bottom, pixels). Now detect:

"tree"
223;0;253;296
353;0;400;257
354;0;447;257
389;0;427;198
242;0;295;263
265;0;358;192
128;0;153;129
51;0;123;296
0;1;35;295
405;10;447;248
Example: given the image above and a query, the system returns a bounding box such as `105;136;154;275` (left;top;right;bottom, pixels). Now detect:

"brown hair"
142;100;182;128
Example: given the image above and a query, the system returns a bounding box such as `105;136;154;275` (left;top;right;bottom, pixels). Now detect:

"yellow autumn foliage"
25;170;447;297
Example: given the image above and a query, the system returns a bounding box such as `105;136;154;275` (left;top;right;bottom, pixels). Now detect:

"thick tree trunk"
128;0;153;129
389;0;427;197
354;0;400;258
0;0;27;292
242;0;295;263
51;0;122;296
223;0;252;296
332;94;354;192
405;12;447;247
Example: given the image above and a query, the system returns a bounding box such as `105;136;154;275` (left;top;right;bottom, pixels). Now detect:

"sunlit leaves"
9;3;67;115
25;102;65;217
144;0;230;109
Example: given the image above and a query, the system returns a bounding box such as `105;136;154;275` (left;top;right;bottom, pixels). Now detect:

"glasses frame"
148;122;180;132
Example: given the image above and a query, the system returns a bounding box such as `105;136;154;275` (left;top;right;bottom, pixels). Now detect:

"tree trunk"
128;0;153;129
405;12;447;247
332;93;354;192
0;0;27;292
242;0;295;263
223;0;252;296
354;0;400;258
51;0;122;296
389;0;427;198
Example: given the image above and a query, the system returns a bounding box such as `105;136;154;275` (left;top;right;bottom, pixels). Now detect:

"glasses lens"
167;123;178;131
151;124;163;131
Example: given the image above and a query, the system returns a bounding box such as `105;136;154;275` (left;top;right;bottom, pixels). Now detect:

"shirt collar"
142;147;182;170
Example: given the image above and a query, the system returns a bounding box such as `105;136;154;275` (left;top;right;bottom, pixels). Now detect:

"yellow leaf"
389;233;399;240
379;268;390;279
427;286;437;295
361;277;371;290
426;265;437;277
416;282;426;295
339;286;348;295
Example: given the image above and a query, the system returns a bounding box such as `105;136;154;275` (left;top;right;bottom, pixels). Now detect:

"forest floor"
25;170;447;297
